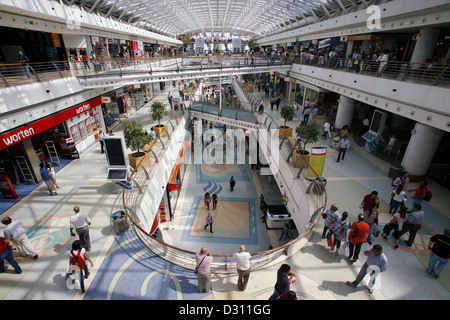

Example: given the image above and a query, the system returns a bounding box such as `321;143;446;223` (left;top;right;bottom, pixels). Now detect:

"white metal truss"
58;0;379;38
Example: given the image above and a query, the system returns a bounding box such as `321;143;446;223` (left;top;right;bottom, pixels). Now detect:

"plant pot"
129;152;149;171
152;124;168;137
292;149;310;168
278;126;293;139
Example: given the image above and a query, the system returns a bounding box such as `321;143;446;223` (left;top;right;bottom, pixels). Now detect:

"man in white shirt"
70;206;92;252
2;217;38;259
233;245;251;291
322;120;331;140
336;136;350;162
149;128;157;140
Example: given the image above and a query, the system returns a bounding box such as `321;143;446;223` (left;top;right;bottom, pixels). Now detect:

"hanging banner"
307;147;327;178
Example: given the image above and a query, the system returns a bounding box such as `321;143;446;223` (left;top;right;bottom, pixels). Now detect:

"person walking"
70;206;92;252
2;217;38;259
382;206;407;249
397;203;424;247
360;191;380;215
322;120;331;140
329;211;351;256
347;214;370;263
336;136;350;162
269;264;296;300
18;50;31;79
408;181;430;206
233;245;251;291
0;236;22;274
195;247;213;293
39;162;56;196
322;204;340;239
229;176;236;191
346;244;388;294
204;192;211;210
389;185;407;215
364;205;379;245
46;162;60;189
426;229;450;278
99;130;105;153
204;212;213;233
212;194;218;210
68;239;93;294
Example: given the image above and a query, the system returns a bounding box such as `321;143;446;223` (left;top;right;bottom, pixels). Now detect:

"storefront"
0;97;104;185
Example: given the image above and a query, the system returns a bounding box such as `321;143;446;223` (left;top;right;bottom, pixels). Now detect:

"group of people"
0;204;93;293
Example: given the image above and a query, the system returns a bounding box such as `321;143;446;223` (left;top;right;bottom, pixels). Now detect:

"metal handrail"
120;81;327;273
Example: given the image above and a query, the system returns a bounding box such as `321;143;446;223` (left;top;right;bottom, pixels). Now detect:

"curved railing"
121;80;327;274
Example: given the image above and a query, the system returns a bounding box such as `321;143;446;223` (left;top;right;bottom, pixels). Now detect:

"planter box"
278;126;293;139
292;150;310;168
152;125;168;137
129;152;149;171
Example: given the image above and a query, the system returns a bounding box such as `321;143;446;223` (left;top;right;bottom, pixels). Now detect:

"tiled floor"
0;86;449;301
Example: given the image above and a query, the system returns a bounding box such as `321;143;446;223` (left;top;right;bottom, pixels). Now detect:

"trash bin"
388;164;403;179
111;210;129;234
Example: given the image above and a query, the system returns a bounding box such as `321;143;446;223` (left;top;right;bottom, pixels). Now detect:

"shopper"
347;214;370;263
322;120;331;140
204;212;213;233
195;247;213;293
360;191;379;215
46;162;60;189
39;162;56;196
204;192;211;210
426;229;450;278
346;244;388;294
68;239;93;294
397;203;424;247
322;204;340;239
269;264;296;300
212;193;218;210
336;136;350;162
2;217;38;259
233;245;251;291
18;50;31;79
70;206;92;252
329;211;351;255
99;130;105;153
229;176;236;191
364;205;379;245
382;206;407;249
389;185;407;215
408;181;430;206
0;236;22;274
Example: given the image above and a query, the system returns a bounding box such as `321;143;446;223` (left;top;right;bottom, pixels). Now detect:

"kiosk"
362;110;387;153
104;136;132;193
265;205;292;229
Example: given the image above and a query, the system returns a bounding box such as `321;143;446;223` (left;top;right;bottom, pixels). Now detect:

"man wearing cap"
2;217;38;259
427;229;450;278
346;244;388;294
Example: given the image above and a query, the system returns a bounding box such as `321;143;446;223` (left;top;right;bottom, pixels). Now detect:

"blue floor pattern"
84;230;210;300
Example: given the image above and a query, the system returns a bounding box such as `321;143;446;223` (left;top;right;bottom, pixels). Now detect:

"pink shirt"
195;253;213;274
394;213;405;231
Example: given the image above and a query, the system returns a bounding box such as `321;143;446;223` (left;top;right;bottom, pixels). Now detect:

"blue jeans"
0;248;22;274
389;199;403;215
366;222;375;243
22;65;31;79
427;251;448;276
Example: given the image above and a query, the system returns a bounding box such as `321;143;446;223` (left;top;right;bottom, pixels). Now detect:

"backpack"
392;176;404;187
70;250;86;271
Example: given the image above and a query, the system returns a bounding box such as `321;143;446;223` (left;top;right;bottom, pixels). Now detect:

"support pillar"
401;123;444;180
410;28;440;64
334;95;355;130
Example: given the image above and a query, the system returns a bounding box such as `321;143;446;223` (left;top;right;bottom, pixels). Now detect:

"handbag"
327;232;333;247
194;256;206;274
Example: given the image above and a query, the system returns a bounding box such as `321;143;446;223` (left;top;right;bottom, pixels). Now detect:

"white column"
334;95;355;130
410;28;440;64
401;123;444;178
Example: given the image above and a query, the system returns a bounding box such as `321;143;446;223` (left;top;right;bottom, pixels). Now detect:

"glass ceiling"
61;0;380;39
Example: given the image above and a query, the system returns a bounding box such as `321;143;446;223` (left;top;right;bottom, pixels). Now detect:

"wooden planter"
152;124;168;137
292;150;310;168
129;152;149;171
278;126;293;139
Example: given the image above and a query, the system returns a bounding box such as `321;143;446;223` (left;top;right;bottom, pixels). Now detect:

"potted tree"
150;101;169;137
123;122;151;170
293;123;321;168
278;105;295;139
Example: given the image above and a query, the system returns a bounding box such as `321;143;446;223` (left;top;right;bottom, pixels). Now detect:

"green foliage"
150;101;169;126
295;123;321;151
247;37;257;49
123;122;150;153
280;105;295;127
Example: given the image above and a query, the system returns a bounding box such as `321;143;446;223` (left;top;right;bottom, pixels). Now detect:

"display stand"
362;110;387;153
104;136;132;193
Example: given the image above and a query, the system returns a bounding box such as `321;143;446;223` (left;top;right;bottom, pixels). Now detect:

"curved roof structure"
62;0;387;39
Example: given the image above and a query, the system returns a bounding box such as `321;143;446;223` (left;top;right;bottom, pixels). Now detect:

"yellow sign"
307;147;327;178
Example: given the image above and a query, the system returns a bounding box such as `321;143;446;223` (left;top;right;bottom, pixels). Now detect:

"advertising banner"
307;147;327;178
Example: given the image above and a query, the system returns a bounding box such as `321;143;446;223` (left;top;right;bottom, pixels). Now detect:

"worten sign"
0;97;101;151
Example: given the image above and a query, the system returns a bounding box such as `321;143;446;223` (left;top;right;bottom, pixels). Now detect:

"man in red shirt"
348;214;370;263
0;237;22;274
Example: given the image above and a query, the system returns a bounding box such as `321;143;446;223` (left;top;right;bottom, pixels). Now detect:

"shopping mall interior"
0;0;449;306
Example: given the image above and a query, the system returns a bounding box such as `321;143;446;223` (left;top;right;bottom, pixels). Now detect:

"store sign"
0;97;101;151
